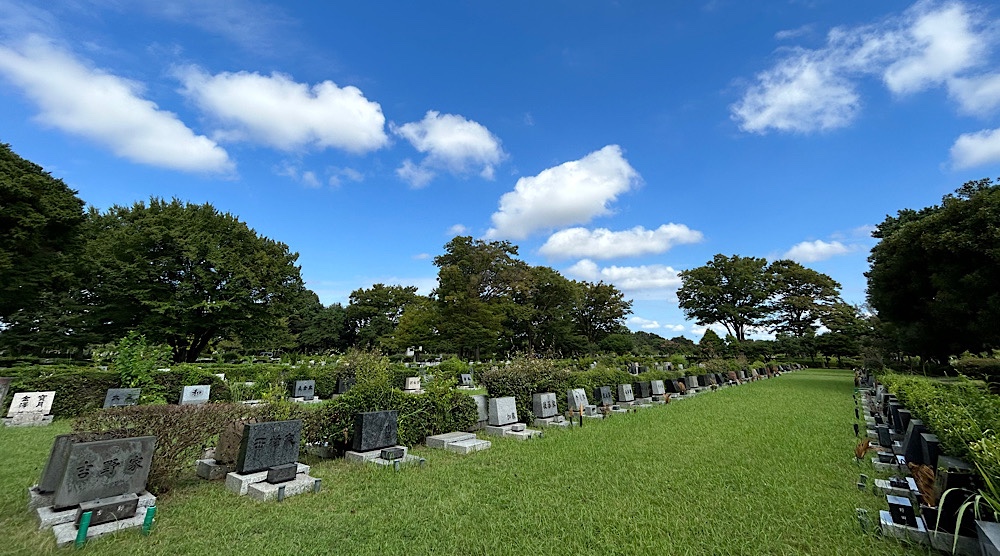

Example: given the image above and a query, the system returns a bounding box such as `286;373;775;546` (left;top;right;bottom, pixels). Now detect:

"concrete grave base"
225;463;310;496
582;414;604;420
37;492;155;530
426;432;475;449
370;454;425;468
51;505;152;547
445;438;491;454
484;423;541;440
3;414;53;427
634;397;653;406
27;486;53;511
195;459;234;480
928;530;979;556
534;417;571;428
247;473;319;502
874;477;919;499
456;386;476;391
345;446;409;464
289;397;323;404
879;510;929;545
402;389;424;395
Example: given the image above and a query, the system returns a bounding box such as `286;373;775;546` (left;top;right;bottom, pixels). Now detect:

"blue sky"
2;0;999;340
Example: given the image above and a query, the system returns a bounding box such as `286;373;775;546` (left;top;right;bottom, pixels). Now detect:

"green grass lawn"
0;370;931;555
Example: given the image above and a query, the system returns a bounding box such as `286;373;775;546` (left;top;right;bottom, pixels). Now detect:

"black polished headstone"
336;376;355;394
887;401;901;429
920;433;941;471
697;375;710;387
896;409;912;433
663;380;678;394
352;411;398;452
876;425;892;448
236;420;302;474
935;456;976;496
633;381;652;398
293;380;315;400
53;436;156;508
103;388;141;408
900;419;928;464
887;495;918;528
594;386;614;407
76;493;139;526
266;463;298;484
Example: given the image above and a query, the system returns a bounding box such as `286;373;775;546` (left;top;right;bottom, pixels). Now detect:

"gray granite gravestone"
404;377;421;391
8;391;55;416
459;374;474;387
39;434;79;493
617;384;634;403
650;380;665;396
488;397;518;426
567;388;589;411
593;386;614;407
103;388;141;408
179;385;210;405
52;436;156;508
532;393;558;418
236;420;302;474
293;380;315;400
0;377;11;410
472;395;489;423
352;411;398;452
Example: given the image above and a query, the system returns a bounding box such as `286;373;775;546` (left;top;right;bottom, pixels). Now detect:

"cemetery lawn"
0;369;931;555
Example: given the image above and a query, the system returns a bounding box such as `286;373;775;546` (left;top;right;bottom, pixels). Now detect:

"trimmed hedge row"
879;372;1000;482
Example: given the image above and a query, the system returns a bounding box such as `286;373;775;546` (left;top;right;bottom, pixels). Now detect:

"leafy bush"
112;332;172;403
6;367;118;416
953;357;1000;385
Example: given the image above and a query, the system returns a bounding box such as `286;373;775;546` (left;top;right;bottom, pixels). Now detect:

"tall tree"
767;260;841;337
84;198;304;362
677;254;774;341
867;179;1000;360
573;281;633;346
346;283;419;348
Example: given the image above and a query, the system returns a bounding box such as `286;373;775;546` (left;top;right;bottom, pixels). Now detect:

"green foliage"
768;260;841;337
677;254;774;342
433;356;468;383
346;283;419;349
113;332;172;403
5;367;118;417
952;357;1000;383
598;333;634;355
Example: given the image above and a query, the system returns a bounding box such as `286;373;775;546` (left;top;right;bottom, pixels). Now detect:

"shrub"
112;332;172;404
5;368;119;417
953;357;1000;385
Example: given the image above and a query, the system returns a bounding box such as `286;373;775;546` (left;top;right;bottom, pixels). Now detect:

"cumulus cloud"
567;259;682;291
392;111;505;186
178;67;388;153
948;73;1000;115
951;127;1000;168
447;224;469;236
0;37;232;173
733;1;991;134
663;324;687;333
783;239;852;262
628;317;661;330
328;167;364;187
539;224;703;260
486;145;640;240
396;159;435;188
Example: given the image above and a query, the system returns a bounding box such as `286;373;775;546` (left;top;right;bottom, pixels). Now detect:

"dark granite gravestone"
236;420;302;474
352;411;398;452
459;374;473;387
920;433;941;471
76;493;139;526
336;376;355;394
887;495;918;528
895;409;912;433
52;436;156;508
697;375;710;387
662;380;678;394
532;393;558;418
877;425;892;448
900;419;928;464
617;384;634;403
39;434;79;493
0;377;11;410
293;380;315;400
650;380;665;396
594;386;614;407
103;388;141;408
935;456;975;496
714;373;725;385
633;381;652;398
266;463;298;484
887;402;901;429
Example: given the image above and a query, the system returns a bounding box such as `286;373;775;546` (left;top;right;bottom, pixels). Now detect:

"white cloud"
951;127;1000;168
663;324;687;333
448;224;469;236
0;37;232;173
301;171;320;188
691;323;731;339
775;25;813;41
783;239;852;262
178;67;388;153
628;317;661;330
486;145;640;240
396;159;434;188
567;259;681;291
412;253;431;260
328;167;364;187
948;73;1000;115
392;111;505;186
539;224;703;260
131;1;291;52
733;1;991;134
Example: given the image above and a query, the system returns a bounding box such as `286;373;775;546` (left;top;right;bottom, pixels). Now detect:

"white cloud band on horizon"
567;259;681;291
486;145;640;240
539;224;703;260
783;239;852;262
0;36;232;173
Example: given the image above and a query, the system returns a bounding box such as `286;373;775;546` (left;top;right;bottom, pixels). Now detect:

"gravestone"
236;420;302;475
404;377;421;391
920;433;941;473
103;388;140;408
5;390;55;426
293;380;315;401
895;409;912;433
567;388;589;411
887;495;918;528
179;385;210;405
650;380;665;396
633;381;652;398
900;419;928;464
617;384;634;403
488;397;518;426
593;386;614;407
697;375;710;388
352;411;398;452
472;395;489;424
0;377;11;409
532;393;558;419
459;374;474;387
53;436;157;508
877;425;892;448
336;376;355;394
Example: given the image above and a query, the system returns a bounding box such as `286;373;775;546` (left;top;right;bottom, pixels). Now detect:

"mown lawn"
0;369;930;555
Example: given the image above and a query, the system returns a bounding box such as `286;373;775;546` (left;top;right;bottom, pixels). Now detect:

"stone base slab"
879;510;928;545
225;463;310;496
533;417;570;428
444;438;491;454
370;454;425;468
196;459;234;480
3;414;53;427
37;492;156;530
345;446;409;464
289;397;323;404
874;478;918;499
52;505;151;547
247;473;318;502
426;432;475;450
928;530;979;556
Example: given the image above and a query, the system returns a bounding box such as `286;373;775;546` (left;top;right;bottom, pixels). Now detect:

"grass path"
0;369;929;555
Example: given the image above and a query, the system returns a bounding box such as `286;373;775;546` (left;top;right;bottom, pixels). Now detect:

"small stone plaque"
53;436;156;508
617;384;634;403
532;393;558;418
887;495;917;528
266;463;298;484
293;380;315;400
336;376;355;394
236;420;302;474
650;380;665;396
593;386;614;407
459;374;473;387
179;385;210;405
488;397;518;426
404;377;421;390
567;389;589;411
380;447;404;461
352;411;398;452
103;388;140;408
7;391;55;416
472;395;489;423
75;493;139;526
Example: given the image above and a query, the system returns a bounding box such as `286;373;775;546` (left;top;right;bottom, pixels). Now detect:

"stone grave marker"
5;390;55;426
567;388;589;412
650;380;665;396
459;374;474;387
900;419;928;464
617;384;634;403
336;376;355;394
236;420;302;475
488;397;518;426
53;436;156;508
352;411;398;452
39;434;79;494
593;386;614;407
472;394;489;424
404;377;421;391
293;380;315;400
179;385;210;405
633;381;652;399
532;393;558;418
0;377;11;409
103;388;140;408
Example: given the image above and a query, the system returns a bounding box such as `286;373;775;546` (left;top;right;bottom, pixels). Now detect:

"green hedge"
953;358;1000;385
